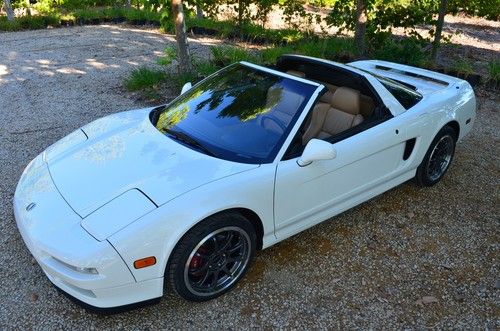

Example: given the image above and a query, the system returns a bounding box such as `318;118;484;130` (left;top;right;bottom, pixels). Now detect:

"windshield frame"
151;62;323;165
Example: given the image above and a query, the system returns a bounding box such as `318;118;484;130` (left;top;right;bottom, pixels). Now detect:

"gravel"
0;24;499;330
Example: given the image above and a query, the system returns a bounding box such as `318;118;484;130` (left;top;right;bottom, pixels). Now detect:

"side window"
379;80;423;110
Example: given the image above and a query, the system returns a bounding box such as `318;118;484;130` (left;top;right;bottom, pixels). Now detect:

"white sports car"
14;55;476;310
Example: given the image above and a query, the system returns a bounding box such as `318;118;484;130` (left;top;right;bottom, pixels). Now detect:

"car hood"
45;108;259;218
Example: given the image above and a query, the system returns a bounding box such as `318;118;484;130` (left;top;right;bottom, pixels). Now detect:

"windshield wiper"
164;128;216;157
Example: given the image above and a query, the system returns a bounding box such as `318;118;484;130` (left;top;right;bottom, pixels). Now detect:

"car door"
273;111;411;240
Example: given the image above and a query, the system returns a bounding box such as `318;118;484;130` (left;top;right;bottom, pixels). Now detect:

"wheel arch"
164;207;265;279
445;120;460;141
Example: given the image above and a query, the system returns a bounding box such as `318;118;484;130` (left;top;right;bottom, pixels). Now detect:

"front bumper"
14;154;163;308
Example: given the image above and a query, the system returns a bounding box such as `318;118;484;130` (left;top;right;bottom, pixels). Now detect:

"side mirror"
297;139;336;167
180;82;192;95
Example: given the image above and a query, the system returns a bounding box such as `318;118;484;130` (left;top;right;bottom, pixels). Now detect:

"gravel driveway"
0;25;498;330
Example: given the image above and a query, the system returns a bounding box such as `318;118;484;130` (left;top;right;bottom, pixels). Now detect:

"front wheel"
167;212;256;301
415;126;457;187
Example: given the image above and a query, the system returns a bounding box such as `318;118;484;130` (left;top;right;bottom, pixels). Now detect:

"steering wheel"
258;114;287;133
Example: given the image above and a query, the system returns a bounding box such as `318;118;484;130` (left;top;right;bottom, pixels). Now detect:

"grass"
449;58;475;76
124;67;166;91
487;60;500;82
210;45;261;66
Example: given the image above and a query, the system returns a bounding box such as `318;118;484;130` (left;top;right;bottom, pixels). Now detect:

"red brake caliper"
190;246;207;269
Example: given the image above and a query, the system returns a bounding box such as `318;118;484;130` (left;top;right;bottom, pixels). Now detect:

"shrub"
0;17;22;31
0;14;61;31
371;37;430;67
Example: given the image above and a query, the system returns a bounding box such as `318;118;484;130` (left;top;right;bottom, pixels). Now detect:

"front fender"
108;163;275;282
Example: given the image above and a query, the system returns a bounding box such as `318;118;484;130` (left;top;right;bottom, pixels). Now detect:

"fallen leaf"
416;296;438;305
422;296;438;304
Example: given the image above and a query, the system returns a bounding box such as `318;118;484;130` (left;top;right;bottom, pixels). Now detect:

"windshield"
152;64;317;164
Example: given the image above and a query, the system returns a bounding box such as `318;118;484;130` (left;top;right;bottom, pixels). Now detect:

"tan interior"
283;69;376;144
302;87;364;145
286;70;375;117
319;83;374;118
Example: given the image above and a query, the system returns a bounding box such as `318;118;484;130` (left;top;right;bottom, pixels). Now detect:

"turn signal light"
134;256;156;269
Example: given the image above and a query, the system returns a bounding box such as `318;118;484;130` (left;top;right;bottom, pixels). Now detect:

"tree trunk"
25;0;31;16
354;0;367;55
238;0;243;27
126;0;131;8
431;0;448;63
196;1;203;19
4;0;14;21
171;0;192;74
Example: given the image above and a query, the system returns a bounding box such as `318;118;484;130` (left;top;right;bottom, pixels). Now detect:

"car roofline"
239;61;322;87
276;54;372;79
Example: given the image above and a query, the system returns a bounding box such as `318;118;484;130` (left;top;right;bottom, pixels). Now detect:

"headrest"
286;70;306;78
319;91;333;103
330;87;361;115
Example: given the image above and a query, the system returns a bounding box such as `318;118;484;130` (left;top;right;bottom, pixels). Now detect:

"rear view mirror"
181;82;192;95
297;139;336;167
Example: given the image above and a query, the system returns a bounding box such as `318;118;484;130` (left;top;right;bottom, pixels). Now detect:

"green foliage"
253;0;279;27
372;37;430;67
327;0;437;41
448;0;500;21
13;0;128;11
210;45;260;66
0;14;61;31
0;6;163;32
488;60;500;81
261;45;295;63
0;17;22;31
172;17;305;44
192;57;219;77
449;58;474;76
157;47;178;66
124;67;166;91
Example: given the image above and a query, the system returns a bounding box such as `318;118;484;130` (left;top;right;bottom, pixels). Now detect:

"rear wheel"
167;212;256;301
415;126;457;187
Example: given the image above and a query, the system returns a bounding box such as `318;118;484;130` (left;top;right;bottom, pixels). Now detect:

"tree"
196;0;203;18
3;0;14;21
171;0;192;73
354;0;367;55
431;0;448;62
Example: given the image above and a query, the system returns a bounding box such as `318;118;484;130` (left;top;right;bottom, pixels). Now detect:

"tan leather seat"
317;81;374;117
319;83;338;103
302;87;364;145
286;70;306;78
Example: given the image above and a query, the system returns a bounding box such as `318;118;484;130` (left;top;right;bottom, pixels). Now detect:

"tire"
415;125;457;187
167;212;256;302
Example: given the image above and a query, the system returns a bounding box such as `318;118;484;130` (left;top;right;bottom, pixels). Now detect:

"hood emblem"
26;203;36;212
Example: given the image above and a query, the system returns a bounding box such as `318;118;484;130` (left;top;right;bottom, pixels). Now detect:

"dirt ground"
0;23;499;329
